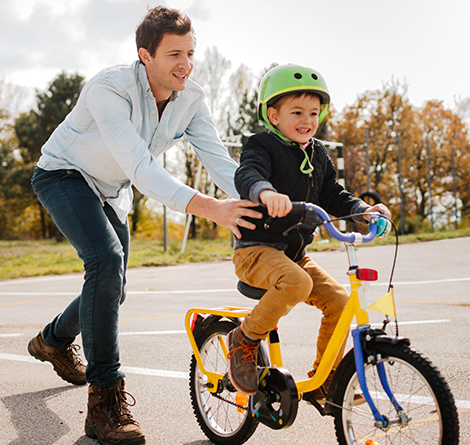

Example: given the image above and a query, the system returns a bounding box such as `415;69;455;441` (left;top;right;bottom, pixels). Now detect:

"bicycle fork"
352;327;409;429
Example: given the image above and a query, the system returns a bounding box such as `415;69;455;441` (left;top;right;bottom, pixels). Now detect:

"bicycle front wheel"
189;320;259;445
332;343;459;445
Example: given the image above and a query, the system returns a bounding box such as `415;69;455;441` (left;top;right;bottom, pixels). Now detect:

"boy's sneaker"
28;331;87;385
85;379;146;444
227;326;259;395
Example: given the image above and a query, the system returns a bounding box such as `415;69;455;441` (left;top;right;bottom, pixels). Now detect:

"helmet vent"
294;73;302;79
311;73;318;80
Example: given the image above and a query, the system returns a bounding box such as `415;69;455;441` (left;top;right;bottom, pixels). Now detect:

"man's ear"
267;107;279;126
138;47;151;65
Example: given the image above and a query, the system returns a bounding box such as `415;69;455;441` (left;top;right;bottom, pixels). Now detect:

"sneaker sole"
28;338;87;386
227;367;257;396
85;419;146;445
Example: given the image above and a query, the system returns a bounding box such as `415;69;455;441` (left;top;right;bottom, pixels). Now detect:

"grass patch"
0;238;235;281
1;227;469;281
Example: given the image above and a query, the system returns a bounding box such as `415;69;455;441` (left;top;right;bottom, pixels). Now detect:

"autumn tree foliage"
329;79;470;231
1;55;469;240
11;72;85;239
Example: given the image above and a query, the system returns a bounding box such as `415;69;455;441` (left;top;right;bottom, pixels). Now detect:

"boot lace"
105;386;138;427
227;340;258;364
56;344;84;370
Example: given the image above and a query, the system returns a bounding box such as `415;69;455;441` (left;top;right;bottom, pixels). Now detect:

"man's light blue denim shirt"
37;61;239;222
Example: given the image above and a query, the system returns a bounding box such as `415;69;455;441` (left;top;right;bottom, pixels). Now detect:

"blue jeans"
32;167;129;387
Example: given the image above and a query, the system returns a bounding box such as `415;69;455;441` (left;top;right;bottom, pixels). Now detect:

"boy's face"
267;94;321;144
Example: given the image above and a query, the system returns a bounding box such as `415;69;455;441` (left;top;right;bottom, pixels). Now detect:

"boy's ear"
267;107;279;126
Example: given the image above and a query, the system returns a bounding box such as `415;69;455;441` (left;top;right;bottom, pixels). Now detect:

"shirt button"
151;110;156;115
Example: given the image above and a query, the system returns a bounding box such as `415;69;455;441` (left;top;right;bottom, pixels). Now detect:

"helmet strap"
318;104;329;124
299;142;314;174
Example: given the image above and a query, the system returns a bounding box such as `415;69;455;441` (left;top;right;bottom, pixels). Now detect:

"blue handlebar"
292;202;382;245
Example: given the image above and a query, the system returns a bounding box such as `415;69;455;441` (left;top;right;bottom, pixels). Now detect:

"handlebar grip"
290;202;306;214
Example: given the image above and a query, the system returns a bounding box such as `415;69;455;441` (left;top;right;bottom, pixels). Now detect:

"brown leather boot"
85;379;145;445
227;326;259;395
28;331;86;385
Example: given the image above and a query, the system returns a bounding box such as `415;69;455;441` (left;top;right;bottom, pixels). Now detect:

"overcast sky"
1;0;470;114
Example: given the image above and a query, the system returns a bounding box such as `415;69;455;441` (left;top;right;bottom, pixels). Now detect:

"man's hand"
186;193;263;239
259;190;292;218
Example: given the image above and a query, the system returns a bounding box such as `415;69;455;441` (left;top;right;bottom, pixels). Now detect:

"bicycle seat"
237;281;267;300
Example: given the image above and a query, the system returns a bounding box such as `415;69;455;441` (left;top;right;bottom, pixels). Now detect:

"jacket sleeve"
235;134;276;202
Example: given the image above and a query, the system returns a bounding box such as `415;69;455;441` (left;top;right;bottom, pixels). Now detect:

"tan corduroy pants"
233;245;349;370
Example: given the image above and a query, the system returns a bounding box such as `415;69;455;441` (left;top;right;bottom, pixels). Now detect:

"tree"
0;112;24;238
192;46;231;132
173;47;233;239
330;79;470;232
329;79;416;222
0;78;33;127
13;72;85;239
231;65;279;154
418;101;470;223
0;80;37;238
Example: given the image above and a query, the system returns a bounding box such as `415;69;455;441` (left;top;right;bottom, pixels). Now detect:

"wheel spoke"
333;344;458;444
189;321;259;444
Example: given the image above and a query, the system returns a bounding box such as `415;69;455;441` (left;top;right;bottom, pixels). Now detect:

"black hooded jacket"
234;131;367;261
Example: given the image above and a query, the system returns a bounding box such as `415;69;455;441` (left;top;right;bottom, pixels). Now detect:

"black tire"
359;190;381;205
332;343;459;445
189;320;260;445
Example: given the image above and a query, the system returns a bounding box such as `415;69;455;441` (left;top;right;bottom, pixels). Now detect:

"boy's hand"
260;190;292;218
363;204;392;221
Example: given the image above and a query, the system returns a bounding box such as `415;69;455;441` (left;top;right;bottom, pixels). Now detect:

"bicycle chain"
212;392;248;410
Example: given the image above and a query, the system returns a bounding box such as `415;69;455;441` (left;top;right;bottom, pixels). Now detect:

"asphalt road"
1;237;469;444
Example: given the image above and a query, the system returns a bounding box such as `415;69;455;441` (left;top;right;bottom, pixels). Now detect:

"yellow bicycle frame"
185;249;395;397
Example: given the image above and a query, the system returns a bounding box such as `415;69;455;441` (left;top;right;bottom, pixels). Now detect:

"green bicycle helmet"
258;64;330;141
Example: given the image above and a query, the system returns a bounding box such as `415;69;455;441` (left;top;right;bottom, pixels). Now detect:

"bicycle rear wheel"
189;320;259;445
332;343;459;445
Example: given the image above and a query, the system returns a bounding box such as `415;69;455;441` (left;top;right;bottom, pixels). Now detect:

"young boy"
228;64;391;397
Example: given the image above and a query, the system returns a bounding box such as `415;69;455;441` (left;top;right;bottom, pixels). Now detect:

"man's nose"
179;56;192;71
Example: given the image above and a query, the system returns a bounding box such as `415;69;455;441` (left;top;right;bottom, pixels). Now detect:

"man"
28;6;260;445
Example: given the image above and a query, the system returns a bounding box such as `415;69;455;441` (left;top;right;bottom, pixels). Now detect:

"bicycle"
185;202;459;445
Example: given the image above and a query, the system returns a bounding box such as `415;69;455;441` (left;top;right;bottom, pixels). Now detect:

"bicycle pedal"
303;392;325;404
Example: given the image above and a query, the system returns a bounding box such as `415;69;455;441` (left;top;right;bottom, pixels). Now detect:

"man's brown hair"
136;6;194;61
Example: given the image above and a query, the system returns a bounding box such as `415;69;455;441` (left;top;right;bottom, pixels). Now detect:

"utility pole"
365;126;370;191
426;139;434;231
451;145;459;229
163;152;167;252
397;135;405;235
